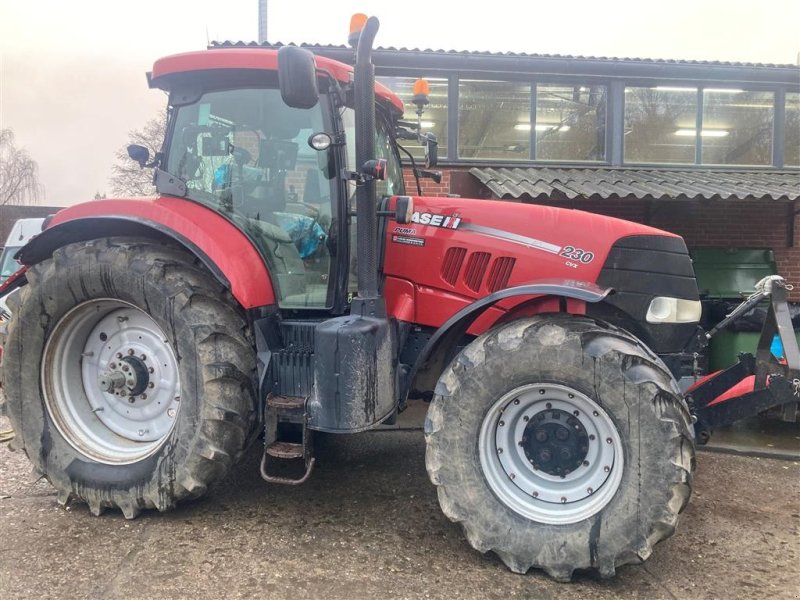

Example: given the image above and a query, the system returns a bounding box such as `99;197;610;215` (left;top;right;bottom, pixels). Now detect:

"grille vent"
464;252;491;292
487;257;516;292
441;247;467;286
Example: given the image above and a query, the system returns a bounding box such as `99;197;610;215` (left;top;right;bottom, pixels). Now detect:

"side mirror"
424;133;438;168
127;144;150;168
278;46;319;109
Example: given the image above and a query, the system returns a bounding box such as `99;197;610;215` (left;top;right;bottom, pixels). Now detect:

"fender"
17;198;275;309
405;279;612;399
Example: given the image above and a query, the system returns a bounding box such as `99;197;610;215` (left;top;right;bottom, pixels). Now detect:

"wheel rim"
479;383;624;525
42;299;181;465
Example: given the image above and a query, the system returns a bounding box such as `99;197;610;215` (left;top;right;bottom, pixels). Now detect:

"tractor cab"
145;47;406;312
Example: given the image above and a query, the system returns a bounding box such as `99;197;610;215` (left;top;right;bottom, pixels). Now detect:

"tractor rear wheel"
2;238;257;517
424;315;695;581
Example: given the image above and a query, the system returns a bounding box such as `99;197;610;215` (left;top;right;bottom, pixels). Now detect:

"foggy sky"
2;0;799;207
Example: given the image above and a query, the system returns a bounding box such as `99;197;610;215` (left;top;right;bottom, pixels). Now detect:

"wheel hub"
98;354;152;398
522;409;589;476
41;299;182;465
479;383;624;525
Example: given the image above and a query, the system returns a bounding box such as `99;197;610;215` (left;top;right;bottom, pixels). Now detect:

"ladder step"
267;394;306;411
266;441;304;460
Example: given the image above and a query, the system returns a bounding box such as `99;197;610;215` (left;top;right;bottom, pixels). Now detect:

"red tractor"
1;15;797;581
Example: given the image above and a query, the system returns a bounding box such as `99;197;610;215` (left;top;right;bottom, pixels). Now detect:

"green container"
691;248;783;371
708;330;800;372
691;248;777;299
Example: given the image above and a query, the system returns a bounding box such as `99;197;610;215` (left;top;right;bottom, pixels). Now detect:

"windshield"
166;88;335;309
0;247;21;282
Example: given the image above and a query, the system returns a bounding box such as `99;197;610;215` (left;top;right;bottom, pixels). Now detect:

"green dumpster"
690;248;797;372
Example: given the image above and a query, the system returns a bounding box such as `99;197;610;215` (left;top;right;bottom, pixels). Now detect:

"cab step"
265;441;304;460
260;393;315;485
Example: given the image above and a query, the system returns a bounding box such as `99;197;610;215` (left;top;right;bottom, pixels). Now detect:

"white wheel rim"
42;299;181;465
479;383;624;525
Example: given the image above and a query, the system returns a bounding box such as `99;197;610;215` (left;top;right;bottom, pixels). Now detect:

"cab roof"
149;48;404;114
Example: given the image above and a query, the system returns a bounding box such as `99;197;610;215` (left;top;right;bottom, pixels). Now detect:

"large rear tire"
2;238;257;517
425;315;695;581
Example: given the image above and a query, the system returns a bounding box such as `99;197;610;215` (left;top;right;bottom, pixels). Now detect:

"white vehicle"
0;218;46;284
0;218;46;319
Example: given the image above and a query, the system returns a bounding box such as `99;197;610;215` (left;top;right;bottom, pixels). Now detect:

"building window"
458;80;531;160
786;92;800;167
535;84;606;161
701;89;773;165
377;76;448;159
624;87;698;164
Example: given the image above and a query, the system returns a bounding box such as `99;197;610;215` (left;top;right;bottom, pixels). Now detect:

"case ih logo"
410;212;461;229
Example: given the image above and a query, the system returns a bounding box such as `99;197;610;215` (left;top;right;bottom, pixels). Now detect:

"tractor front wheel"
425;315;695;581
2;238;257;517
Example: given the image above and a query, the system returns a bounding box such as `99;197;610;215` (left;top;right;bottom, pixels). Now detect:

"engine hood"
383;194;678;301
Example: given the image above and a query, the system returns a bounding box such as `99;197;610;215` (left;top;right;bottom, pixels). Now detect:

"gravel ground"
0;416;798;600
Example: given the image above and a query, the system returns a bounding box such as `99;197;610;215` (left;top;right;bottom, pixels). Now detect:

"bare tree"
0;129;43;206
109;112;167;197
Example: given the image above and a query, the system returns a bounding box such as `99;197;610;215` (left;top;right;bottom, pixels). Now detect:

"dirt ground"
0;415;798;600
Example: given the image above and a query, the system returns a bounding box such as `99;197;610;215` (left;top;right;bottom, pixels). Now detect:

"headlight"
646;297;702;324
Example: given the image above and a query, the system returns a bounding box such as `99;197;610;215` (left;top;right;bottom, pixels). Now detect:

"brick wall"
406;166;800;301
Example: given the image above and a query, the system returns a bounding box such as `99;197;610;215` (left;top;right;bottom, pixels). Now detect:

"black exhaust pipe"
354;16;380;302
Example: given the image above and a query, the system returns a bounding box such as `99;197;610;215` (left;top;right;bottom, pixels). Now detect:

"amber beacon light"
348;13;368;47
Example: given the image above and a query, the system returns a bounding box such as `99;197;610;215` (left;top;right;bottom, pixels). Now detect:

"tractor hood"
383;194;699;347
384;194;676;297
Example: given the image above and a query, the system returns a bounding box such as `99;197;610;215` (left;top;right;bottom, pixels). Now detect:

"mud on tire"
1;238;257;518
424;315;695;581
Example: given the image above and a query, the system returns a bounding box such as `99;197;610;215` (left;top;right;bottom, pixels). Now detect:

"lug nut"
148;382;155;389
148;367;155;374
128;397;135;403
589;434;596;441
128;349;135;356
116;353;123;359
545;402;552;409
573;410;580;416
109;362;117;369
583;460;590;467
140;354;147;361
167;408;177;418
523;415;529;422
140;394;147;400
